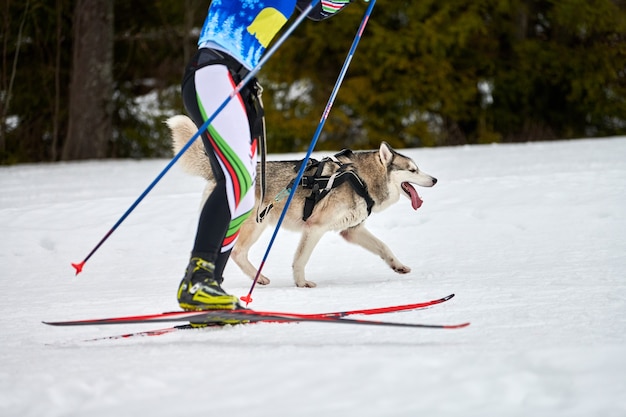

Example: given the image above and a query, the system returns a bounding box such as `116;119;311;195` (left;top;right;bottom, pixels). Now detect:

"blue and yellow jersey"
198;0;352;69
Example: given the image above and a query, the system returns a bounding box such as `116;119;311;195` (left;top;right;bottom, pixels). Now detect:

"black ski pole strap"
253;81;269;223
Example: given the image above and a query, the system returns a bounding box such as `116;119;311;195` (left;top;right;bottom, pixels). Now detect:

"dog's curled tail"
166;115;214;181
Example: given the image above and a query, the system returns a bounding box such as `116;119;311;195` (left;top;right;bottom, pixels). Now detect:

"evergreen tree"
1;0;625;163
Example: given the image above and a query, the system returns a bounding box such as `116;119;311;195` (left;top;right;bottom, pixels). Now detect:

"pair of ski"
43;294;469;341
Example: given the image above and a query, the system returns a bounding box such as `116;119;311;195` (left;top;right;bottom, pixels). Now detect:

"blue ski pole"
242;0;377;304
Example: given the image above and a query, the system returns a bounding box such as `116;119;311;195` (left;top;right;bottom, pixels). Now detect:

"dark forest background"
1;0;625;164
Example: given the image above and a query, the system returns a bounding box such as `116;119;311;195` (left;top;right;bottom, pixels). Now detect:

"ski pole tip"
71;261;85;275
240;294;253;306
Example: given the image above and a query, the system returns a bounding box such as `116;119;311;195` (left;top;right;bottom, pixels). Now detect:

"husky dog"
168;115;437;288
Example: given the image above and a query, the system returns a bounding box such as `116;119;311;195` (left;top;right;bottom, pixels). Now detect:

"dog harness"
300;151;375;221
258;150;375;222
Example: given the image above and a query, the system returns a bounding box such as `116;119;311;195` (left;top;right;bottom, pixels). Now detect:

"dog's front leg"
340;225;411;274
231;220;271;285
292;227;326;288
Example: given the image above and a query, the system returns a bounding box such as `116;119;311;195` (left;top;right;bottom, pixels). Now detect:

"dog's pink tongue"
402;182;423;210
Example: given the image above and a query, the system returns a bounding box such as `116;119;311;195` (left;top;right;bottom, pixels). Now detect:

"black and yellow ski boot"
177;257;245;327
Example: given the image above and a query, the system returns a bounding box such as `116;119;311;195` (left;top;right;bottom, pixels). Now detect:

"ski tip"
446;322;470;329
71;261;84;275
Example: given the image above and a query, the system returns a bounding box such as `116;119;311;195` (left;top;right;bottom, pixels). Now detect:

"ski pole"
242;0;377;304
71;0;321;276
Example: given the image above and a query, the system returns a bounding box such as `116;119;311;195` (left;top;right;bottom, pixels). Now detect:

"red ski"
43;294;468;341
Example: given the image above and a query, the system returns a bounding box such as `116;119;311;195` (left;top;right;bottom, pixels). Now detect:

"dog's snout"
432;177;438;185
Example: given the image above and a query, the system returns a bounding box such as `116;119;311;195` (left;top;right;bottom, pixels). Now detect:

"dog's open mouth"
401;182;423;210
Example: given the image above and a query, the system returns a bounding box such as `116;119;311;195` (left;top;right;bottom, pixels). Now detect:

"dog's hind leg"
231;220;271;285
340;225;411;274
292;227;326;288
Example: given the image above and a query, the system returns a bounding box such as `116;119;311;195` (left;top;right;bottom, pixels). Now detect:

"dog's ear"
379;142;394;166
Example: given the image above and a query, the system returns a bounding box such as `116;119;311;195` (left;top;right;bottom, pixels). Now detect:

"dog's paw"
392;264;411;274
296;280;317;288
254;274;270;285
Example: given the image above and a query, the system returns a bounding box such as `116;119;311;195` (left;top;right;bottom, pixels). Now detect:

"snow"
1;137;625;417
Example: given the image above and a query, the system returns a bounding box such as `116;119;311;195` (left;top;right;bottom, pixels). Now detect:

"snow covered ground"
1;137;625;417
